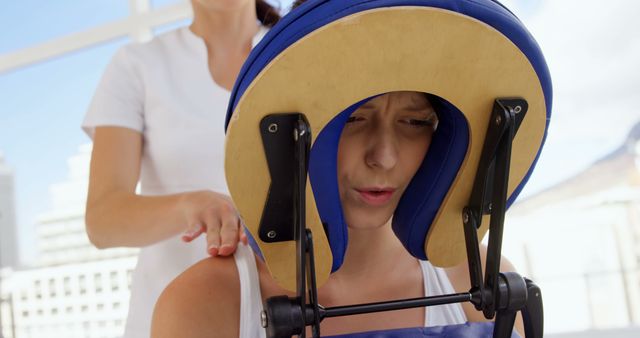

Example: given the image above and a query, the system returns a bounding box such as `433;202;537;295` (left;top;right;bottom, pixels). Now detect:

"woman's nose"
365;132;398;170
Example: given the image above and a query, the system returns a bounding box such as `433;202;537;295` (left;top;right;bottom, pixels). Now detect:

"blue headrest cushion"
308;95;468;272
392;97;469;260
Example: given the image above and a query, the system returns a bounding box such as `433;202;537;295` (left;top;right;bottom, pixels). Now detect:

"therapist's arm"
85;126;244;253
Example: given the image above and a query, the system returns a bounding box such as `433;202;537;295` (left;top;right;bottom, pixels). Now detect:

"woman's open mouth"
356;188;396;206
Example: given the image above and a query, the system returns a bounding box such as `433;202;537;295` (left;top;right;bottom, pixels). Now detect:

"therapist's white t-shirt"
83;26;267;338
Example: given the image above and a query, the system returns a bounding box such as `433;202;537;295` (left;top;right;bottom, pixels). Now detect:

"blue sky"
1;0;639;265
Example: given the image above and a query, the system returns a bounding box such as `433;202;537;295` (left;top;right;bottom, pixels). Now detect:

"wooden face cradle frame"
226;7;547;291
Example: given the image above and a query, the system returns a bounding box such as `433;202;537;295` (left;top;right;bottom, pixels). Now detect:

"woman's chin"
345;213;393;231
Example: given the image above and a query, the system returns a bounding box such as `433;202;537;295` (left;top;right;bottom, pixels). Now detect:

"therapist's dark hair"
291;0;307;10
257;0;282;27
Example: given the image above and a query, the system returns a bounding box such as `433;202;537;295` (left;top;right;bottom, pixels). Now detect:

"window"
63;276;71;291
110;271;119;291
79;275;86;294
48;278;57;297
34;280;42;299
94;273;103;293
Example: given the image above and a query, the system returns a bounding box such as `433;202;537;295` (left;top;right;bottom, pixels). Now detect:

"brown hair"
256;0;281;27
291;0;307;10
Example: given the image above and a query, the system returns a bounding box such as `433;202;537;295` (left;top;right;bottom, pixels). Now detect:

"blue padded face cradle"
308;99;370;272
309;94;469;272
393;97;469;260
226;0;552;271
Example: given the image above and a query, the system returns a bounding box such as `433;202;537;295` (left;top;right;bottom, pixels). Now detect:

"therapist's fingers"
181;220;204;242
217;213;240;256
240;228;248;245
204;212;221;256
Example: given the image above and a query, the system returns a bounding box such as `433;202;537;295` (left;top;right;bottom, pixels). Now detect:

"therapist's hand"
178;190;248;256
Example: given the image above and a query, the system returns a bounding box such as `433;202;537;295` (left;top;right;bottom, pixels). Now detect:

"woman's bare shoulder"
151;256;241;338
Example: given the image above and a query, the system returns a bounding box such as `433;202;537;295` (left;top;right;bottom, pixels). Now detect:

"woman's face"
337;92;437;230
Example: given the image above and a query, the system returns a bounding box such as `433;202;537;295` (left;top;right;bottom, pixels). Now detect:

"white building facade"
1;257;137;338
504;124;640;335
0;145;139;338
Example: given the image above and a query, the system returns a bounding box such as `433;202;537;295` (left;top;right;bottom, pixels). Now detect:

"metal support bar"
322;293;472;318
305;230;321;338
484;100;517;319
464;98;528;317
463;206;486;309
293;116;313;338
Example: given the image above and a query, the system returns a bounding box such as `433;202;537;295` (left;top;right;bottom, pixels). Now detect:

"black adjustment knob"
497;272;528;311
263;296;305;338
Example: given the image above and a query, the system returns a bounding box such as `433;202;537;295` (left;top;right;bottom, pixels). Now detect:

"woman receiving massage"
153;91;526;337
152;0;551;337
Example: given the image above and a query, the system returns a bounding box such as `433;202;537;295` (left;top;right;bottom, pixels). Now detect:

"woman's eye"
347;116;364;123
400;111;439;129
409;119;432;126
402;118;437;129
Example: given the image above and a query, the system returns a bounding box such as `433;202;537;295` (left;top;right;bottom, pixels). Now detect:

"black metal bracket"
462;98;543;338
261;115;322;337
463;98;527;313
260;99;543;338
259;114;310;243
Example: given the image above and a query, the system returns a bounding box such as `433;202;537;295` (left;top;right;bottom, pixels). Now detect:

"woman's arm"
85;126;244;253
152;256;241;338
445;245;525;336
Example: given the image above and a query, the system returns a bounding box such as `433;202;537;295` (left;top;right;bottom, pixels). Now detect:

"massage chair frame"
257;98;544;338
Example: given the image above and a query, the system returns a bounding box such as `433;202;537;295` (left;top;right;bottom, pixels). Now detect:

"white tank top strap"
234;244;267;338
420;260;468;327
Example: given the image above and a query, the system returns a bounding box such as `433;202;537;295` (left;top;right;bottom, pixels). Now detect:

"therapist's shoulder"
111;27;184;65
151;256;241;338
